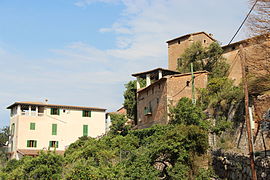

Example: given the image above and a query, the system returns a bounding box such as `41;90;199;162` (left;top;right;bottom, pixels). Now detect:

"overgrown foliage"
178;42;229;79
123;80;137;121
248;74;270;95
108;113;131;136
247;0;270;36
123;79;146;123
0;127;9;168
0;151;64;179
1;99;215;179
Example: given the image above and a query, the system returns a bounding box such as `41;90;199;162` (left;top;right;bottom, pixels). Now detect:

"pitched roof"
132;68;180;78
137;70;208;93
166;32;216;44
7;101;106;111
222;33;270;50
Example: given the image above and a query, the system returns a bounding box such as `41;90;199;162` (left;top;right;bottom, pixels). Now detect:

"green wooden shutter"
57;109;60;115
89;111;91;117
27;140;30;147
49;141;52;147
83;125;88;136
56;141;59;148
30;123;35;130
34;140;37;147
82;110;85;117
52;124;57;135
50;108;53;115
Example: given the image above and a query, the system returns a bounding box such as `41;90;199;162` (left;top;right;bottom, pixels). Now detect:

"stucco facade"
7;102;106;159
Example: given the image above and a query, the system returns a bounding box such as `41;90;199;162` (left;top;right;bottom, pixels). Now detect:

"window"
27;140;37;147
52;124;57;135
82;110;91;117
10;123;15;135
186;81;190;87
49;141;59;148
203;40;206;43
177;58;183;68
144;102;152;116
51;108;60;115
157;98;159;104
83;125;88;136
178;40;181;44
30;122;35;130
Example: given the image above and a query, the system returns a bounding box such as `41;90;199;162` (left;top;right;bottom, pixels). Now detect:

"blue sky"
0;0;249;127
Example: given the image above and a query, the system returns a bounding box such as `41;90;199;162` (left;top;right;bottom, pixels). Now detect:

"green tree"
109;113;131;136
123;80;137;121
0;126;9;168
2;151;64;180
178;42;229;79
0;126;9;147
169;97;205;126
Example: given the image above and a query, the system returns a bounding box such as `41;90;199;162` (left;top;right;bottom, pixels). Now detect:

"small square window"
30;122;35;130
49;141;59;148
51;108;60;115
82;110;91;117
27;140;37;147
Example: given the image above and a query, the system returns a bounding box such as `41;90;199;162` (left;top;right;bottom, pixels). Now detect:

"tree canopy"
178;42;229;79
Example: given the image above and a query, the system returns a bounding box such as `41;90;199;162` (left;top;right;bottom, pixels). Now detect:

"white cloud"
74;0;119;7
1;0;249;127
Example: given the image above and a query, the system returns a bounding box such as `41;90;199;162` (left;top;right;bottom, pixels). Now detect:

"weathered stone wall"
137;79;168;129
212;149;270;180
136;72;208;129
167;72;208;107
167;33;214;71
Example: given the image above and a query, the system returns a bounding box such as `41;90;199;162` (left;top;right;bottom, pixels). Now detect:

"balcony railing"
20;112;44;116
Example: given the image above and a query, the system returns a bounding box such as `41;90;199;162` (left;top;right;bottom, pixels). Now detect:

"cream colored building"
7;101;106;159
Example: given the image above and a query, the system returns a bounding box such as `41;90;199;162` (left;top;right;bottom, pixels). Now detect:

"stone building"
222;33;270;85
132;68;208;129
167;31;270;85
167;32;215;71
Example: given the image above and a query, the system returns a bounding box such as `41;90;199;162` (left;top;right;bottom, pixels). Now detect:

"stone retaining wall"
212;149;270;180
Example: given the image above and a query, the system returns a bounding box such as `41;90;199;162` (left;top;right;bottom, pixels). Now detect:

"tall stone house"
133;32;270;130
7;101;106;159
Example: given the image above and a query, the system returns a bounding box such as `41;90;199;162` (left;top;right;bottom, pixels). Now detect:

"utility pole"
191;62;196;104
239;44;257;180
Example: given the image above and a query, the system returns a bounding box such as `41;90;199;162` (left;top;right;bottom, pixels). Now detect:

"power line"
228;0;259;45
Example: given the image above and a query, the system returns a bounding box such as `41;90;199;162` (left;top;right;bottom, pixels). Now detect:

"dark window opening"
51;108;60;115
49;141;59;148
83;110;91;117
204;40;206;43
27;140;37;147
178;40;181;44
186;81;190;86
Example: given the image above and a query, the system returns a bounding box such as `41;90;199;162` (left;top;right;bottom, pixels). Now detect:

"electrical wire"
227;0;259;45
